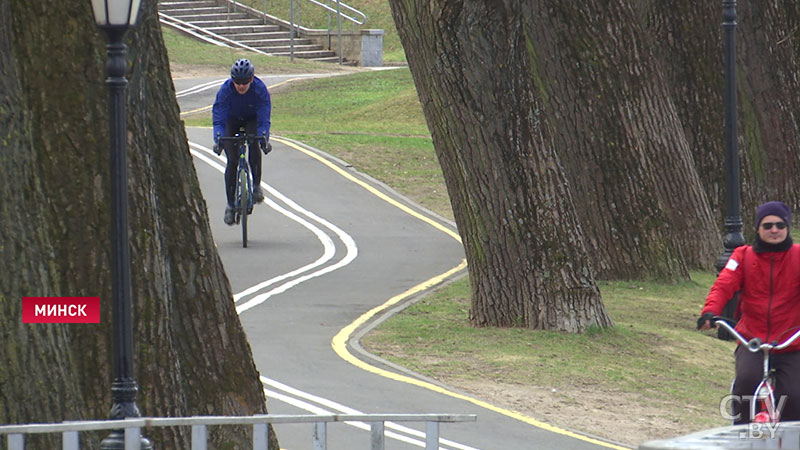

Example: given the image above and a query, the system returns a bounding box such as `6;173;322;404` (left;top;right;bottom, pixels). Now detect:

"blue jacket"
212;76;271;141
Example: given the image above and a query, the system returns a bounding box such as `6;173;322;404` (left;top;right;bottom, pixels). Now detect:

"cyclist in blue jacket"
212;58;272;225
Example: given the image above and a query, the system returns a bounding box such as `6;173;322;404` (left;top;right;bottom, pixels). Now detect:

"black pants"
732;345;800;424
222;118;262;206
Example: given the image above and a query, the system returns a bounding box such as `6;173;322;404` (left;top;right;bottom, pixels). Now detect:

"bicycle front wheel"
238;168;249;248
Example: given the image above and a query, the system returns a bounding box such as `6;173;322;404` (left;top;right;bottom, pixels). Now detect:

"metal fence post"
191;425;207;450
313;422;327;450
336;0;342;64
370;422;385;450
124;427;141;450
425;422;439;450
63;430;79;450
289;0;295;61
253;423;269;450
8;434;24;450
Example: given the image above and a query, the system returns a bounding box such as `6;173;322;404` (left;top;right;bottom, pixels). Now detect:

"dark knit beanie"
755;201;791;231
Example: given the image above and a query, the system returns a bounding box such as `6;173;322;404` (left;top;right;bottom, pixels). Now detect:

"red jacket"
703;244;800;353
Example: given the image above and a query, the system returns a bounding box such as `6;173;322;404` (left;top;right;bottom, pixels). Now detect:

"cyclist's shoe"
223;205;235;225
253;186;265;204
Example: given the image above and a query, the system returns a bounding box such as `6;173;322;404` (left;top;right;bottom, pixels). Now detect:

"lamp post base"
100;432;154;450
101;382;152;449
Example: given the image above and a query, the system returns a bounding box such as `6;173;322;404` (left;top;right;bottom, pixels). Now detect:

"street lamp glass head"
90;0;142;27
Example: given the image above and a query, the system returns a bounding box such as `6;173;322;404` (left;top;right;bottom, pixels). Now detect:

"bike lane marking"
261;376;480;450
279;136;630;450
181;76;626;448
189;140;356;312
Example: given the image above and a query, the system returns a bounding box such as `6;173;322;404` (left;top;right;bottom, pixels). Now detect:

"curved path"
178;74;631;450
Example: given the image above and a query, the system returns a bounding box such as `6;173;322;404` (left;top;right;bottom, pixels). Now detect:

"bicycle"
712;316;800;424
214;132;269;248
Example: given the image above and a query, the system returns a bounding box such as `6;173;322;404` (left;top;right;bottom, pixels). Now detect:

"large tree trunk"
0;1;278;449
389;0;613;331
389;0;800;330
521;1;719;278
735;3;800;216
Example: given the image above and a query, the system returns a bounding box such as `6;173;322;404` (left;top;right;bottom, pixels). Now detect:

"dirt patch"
438;378;704;448
170;64;227;79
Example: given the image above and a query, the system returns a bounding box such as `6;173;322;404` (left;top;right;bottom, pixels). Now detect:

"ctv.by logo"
738;422;781;440
719;394;787;439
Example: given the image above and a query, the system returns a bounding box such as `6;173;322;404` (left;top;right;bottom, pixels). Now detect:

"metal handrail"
224;0;365;27
303;0;366;26
158;12;273;55
0;413;477;450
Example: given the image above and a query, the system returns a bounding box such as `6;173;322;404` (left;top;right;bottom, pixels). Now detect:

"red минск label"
22;297;100;323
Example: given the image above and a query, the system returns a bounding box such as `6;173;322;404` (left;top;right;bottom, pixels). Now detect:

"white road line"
263;377;481;450
189;142;357;311
176;79;226;98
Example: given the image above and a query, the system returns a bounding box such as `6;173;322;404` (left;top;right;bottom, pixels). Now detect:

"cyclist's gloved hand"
213;133;222;155
696;312;716;330
260;133;272;155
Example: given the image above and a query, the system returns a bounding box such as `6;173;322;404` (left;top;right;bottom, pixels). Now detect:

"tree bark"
389;0;613;331
734;3;800;216
520;1;719;278
389;0;800;329
0;1;278;449
649;2;800;238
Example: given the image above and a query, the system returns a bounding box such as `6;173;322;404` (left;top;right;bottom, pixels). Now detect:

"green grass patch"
269;69;450;217
163;27;359;74
362;272;736;433
230;0;406;63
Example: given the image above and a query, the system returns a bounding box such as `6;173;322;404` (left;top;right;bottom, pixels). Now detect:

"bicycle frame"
234;141;254;221
713;317;800;423
216;133;258;247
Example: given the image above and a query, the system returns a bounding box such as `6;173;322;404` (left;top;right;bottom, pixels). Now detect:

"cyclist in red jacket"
698;201;800;424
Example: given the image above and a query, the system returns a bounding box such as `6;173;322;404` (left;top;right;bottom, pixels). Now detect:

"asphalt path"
180;74;631;450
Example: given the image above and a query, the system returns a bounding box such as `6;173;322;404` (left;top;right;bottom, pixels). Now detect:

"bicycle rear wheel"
238;168;249;248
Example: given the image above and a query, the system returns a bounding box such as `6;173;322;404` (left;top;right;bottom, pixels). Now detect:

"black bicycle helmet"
231;58;254;81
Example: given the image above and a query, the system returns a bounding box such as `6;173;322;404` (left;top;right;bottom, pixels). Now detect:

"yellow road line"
272;137;461;244
272;136;628;450
181;104;212;116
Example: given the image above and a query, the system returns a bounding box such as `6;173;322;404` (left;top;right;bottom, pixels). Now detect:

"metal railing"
225;0;366;27
223;0;366;64
159;12;273;55
0;413;477;450
299;0;366;27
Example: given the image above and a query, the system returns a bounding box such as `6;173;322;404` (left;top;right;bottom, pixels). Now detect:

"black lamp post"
714;0;745;337
89;1;151;448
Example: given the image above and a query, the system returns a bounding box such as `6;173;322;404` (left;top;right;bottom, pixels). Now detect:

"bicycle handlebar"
216;134;267;143
214;133;270;156
712;316;800;352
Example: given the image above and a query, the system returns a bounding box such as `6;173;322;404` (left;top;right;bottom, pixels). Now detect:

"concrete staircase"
158;0;343;63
